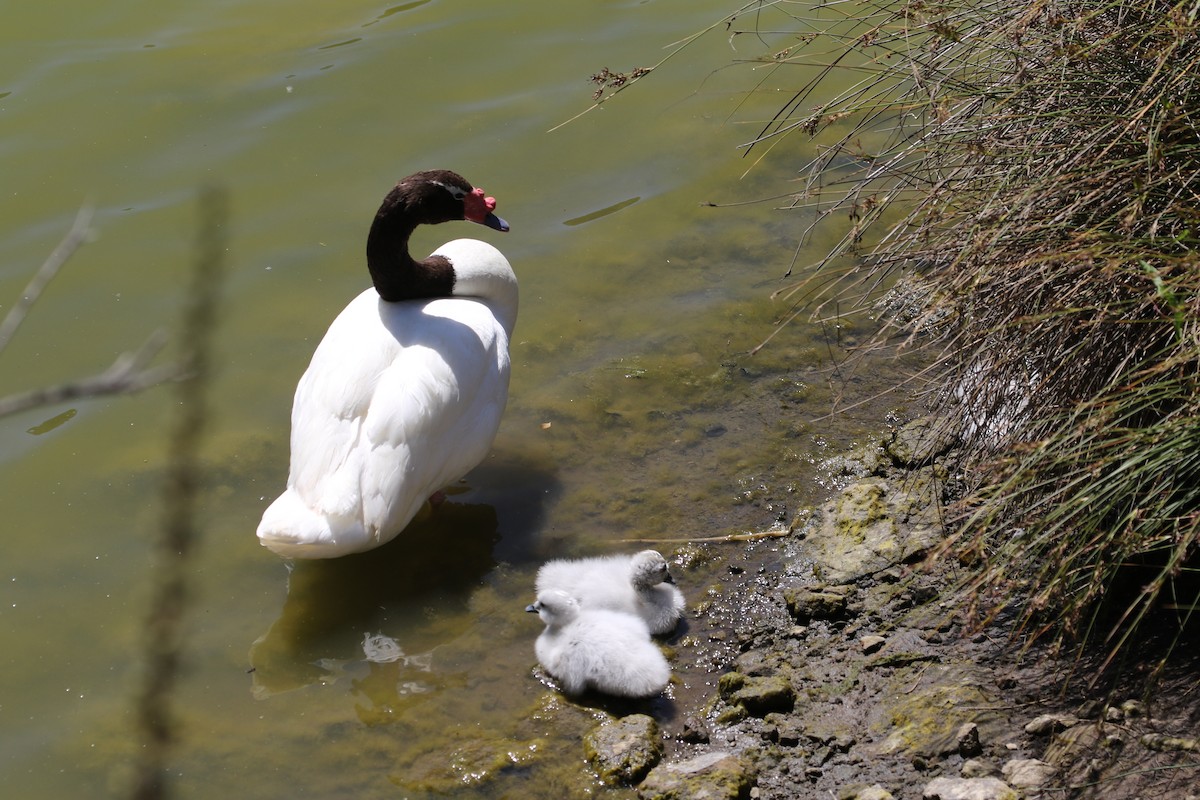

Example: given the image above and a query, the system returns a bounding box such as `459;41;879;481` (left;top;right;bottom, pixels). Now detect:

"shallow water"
0;2;924;797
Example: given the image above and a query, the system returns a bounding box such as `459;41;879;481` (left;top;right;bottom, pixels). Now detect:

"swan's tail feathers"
256;489;368;559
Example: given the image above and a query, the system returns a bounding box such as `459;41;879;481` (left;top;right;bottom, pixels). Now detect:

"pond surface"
0;1;924;797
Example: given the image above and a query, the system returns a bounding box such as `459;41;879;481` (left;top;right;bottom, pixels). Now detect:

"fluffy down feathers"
526;590;670;698
536;550;685;635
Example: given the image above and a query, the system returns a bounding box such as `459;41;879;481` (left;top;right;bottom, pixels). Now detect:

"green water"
0;2;920;797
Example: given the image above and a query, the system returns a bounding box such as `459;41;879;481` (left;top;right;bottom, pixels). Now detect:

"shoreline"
587;417;1200;799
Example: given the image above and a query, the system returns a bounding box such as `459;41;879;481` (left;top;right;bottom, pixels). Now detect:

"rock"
734;649;776;676
717;671;747;697
778;714;855;753
961;759;997;778
584;714;663;785
782;584;850;623
1120;699;1146;718
876;683;991;758
1075;697;1105;719
1023;713;1079;736
957;722;982;757
1001;757;1056;789
886;416;957;467
861;634;887;654
637;751;754;800
797;480;943;583
403;734;544;793
717;672;794;717
1043;722;1104;768
1142;733;1200;753
680;715;710;744
865;651;938;670
714;703;747;725
922;776;1018;800
853;785;896;800
764;712;804;746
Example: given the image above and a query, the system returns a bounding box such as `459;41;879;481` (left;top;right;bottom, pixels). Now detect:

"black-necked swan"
535;550;686;635
525;589;671;698
257;169;515;559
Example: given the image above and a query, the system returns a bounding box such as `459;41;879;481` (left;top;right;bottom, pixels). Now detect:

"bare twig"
620;528;792;544
0;205;187;420
0;331;181;418
0;203;93;355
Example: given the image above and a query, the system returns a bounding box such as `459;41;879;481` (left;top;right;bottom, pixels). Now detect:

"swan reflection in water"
248;496;499;702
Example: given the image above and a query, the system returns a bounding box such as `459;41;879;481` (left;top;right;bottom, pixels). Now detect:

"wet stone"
584;714;663;785
680;715;711;744
783;584;851;623
1042;722;1104;767
734;649;777;677
637;751;754;800
718;672;795;717
872;787;903;800
877;683;991;758
404;735;544;794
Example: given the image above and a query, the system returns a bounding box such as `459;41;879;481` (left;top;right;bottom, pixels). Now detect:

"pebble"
956;722;982;757
1001;758;1056;788
854;785;896;800
960;758;997;778
861;634;887;654
1023;712;1079;735
922;775;1018;800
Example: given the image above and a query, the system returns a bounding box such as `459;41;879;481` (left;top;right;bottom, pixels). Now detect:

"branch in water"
0;203;93;355
0;331;183;418
0;205;184;420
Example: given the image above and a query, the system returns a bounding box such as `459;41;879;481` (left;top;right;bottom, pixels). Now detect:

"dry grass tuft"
731;0;1200;675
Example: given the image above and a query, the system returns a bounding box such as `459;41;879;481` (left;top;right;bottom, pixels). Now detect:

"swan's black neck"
365;191;455;303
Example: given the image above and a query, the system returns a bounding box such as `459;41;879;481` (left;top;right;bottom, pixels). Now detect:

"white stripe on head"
429;179;467;200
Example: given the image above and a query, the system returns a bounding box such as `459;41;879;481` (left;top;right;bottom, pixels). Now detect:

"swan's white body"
257;238;517;558
527;590;670;698
536;550;685;635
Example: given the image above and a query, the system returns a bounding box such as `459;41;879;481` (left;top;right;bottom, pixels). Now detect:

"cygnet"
525;589;670;698
535;549;685;635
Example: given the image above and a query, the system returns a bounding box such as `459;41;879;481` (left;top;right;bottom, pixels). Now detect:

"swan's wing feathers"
265;291;511;554
357;305;510;533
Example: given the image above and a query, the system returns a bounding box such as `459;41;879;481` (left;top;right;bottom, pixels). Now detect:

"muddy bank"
575;418;1200;799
